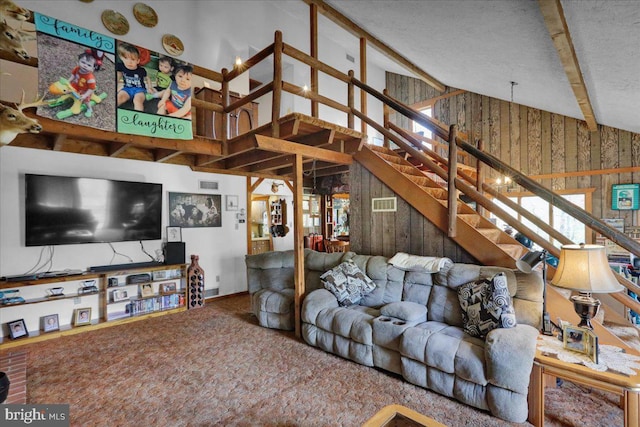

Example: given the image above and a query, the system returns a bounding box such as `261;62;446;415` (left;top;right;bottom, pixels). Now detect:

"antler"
17;89;48;111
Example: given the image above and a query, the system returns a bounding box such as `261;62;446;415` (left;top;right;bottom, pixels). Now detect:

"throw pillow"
457;272;517;338
380;301;427;322
320;260;376;306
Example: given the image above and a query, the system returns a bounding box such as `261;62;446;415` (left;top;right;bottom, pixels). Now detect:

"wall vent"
372;197;397;212
199;180;219;190
346;54;355;63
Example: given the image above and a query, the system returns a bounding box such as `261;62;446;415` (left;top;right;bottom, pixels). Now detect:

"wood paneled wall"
386;72;640;230
349;161;476;262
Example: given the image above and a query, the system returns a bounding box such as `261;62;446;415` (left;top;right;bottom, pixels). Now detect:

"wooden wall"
386;72;640;230
349;161;476;262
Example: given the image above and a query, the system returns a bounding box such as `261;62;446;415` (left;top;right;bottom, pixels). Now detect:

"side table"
528;336;640;427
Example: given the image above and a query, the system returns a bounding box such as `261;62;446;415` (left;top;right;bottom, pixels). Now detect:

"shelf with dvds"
0;264;187;349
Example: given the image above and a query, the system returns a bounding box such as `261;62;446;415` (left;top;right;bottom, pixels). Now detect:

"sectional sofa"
245;249;543;423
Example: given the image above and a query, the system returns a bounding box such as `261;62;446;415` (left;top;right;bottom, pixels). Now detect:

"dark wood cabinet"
194;87;259;139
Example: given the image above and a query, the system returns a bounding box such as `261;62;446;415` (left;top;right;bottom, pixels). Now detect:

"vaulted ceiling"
320;0;640;134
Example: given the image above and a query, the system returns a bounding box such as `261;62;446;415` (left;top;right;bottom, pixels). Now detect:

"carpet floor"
6;294;624;426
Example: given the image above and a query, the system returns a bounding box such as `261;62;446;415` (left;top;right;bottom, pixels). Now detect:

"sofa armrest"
301;289;339;324
485;324;539;394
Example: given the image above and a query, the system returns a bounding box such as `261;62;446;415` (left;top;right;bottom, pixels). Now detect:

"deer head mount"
0;91;47;145
271;181;284;193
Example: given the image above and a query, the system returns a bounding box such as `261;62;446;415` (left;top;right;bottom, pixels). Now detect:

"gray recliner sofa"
245;249;543;423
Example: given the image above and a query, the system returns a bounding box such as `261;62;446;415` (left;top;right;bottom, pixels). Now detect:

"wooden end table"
528;339;640;427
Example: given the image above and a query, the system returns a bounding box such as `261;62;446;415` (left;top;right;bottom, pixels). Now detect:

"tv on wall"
25;174;162;246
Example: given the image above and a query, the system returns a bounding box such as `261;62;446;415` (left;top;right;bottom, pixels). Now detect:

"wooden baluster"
448;124;458;238
221;68;229;155
383;89;390;148
476;138;485;217
347;70;354;129
272;31;283;138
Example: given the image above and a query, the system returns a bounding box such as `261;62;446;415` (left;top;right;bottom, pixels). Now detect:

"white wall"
0;146;248;297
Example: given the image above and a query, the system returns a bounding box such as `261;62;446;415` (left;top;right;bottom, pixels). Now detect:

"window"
490;189;591;248
412;107;433;150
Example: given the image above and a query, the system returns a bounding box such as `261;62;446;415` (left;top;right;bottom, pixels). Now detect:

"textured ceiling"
324;0;640;134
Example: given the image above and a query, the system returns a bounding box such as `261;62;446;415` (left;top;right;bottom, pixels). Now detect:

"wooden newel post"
272;31;283;138
447;124;458;238
476;139;485;217
347;70;354;129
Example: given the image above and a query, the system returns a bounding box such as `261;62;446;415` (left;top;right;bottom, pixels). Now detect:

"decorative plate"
101;10;129;36
133;3;158;28
162;34;184;57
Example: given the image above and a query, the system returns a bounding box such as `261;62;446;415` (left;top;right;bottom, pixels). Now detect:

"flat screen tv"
25;174;162;246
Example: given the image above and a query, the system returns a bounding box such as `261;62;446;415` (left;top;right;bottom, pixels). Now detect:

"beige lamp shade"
551;244;624;293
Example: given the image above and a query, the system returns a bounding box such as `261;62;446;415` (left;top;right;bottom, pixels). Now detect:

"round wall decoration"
133;3;158;28
162;34;184;57
101;10;129;36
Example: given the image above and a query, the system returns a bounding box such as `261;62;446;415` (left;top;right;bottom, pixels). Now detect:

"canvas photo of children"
115;41;193;121
36;33;116;130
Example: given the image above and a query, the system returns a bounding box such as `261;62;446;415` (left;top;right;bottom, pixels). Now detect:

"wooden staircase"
355;144;527;268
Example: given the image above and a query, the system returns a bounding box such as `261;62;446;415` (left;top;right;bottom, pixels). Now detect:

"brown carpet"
6;295;623;427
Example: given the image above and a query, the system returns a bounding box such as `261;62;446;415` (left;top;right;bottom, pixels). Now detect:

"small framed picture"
167;226;182;242
108;277;119;287
8;319;28;339
112;289;129;302
43;314;59;333
563;324;598;362
139;283;154;298
226;195;239;211
611;183;640;210
160;282;177;295
74;308;92;326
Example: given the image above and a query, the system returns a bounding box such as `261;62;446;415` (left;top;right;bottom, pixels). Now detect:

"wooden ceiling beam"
303;0;445;92
255;135;353;165
538;0;597;131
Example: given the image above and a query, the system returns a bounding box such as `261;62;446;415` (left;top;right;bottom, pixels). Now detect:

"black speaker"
165;242;185;265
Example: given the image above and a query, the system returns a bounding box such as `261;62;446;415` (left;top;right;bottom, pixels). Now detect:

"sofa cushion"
321;260;376;306
457;273;517;338
380;301;427;322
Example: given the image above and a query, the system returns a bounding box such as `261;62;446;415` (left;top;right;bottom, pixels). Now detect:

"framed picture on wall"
169;192;221;228
612;183;640;210
226;195;239;211
42;314;59;333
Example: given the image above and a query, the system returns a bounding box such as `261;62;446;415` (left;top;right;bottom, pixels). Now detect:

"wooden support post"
272;31;283;138
448;124;458;237
360;37;367;135
221;68;229;155
476;138;485;217
293;154;305;338
310;3;319;118
348;70;355;129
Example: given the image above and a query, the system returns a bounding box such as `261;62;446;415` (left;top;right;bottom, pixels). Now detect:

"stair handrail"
350;76;640;258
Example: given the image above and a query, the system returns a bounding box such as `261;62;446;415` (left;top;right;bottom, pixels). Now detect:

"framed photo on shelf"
74;308;92;326
42;314;59;333
160;282;177;295
226;195;239;211
167;226;182;242
140;283;154;298
563;324;598;362
112;289;129;302
8;318;28;339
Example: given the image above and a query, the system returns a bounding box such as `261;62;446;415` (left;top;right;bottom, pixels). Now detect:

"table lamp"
550;243;624;330
517;249;553;335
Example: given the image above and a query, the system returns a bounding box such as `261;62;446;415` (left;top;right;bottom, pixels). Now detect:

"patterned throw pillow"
320;260;376;306
457;272;517;338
